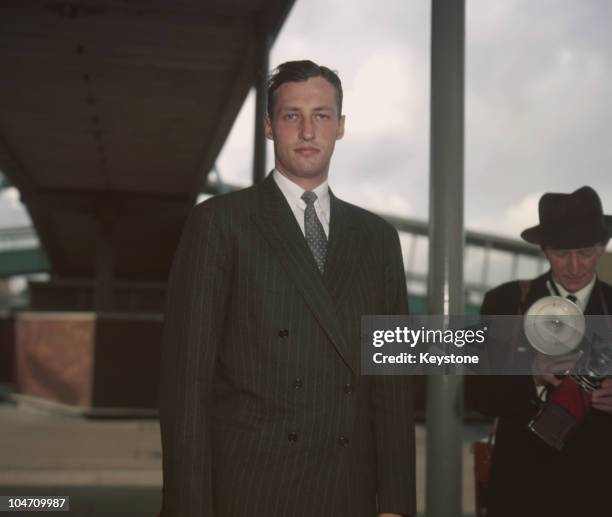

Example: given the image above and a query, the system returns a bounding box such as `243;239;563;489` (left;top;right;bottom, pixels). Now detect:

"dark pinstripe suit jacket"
160;174;416;517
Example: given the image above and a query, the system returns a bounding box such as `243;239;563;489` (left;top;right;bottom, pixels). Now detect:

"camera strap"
506;280;531;366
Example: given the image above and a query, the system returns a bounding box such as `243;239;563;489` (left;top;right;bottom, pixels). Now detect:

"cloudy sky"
215;0;612;241
2;0;612;242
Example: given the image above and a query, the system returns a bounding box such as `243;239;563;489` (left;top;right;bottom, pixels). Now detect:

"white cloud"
0;187;30;227
341;177;416;218
214;90;264;187
471;191;541;238
1;187;21;207
504;193;541;235
465;0;612;231
343;51;420;137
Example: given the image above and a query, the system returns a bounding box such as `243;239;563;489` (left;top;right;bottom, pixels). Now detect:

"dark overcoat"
159;175;416;517
467;272;612;517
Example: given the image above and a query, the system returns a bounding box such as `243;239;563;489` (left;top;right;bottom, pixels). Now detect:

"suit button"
288;431;298;443
278;329;289;338
293;378;303;389
338;435;349;447
343;383;354;394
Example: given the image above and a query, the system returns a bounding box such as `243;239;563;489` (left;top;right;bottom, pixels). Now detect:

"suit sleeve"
373;224;416;516
465;288;539;418
159;204;232;517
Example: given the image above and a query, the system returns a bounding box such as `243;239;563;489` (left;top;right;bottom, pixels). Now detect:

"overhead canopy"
0;0;294;281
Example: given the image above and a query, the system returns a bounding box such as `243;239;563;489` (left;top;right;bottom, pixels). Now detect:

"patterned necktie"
301;191;327;272
567;294;578;305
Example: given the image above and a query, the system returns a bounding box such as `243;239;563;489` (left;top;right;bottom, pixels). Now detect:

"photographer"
467;186;612;517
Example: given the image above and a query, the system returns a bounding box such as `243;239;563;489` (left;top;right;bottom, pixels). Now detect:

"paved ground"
0;398;487;516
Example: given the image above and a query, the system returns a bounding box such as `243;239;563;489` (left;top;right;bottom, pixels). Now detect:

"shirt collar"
272;169;330;216
550;274;596;311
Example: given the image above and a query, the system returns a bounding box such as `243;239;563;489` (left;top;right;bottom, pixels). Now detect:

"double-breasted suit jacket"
466;272;612;517
160;174;416;517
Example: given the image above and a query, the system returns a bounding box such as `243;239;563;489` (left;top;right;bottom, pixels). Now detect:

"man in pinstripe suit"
160;60;416;517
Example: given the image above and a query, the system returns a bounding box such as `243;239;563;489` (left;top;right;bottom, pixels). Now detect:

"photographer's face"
544;244;605;292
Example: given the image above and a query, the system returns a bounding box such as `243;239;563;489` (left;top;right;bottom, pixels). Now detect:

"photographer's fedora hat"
521;186;612;249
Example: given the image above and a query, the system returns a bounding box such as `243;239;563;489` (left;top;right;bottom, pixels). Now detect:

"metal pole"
481;243;491;288
253;29;271;185
426;1;465;516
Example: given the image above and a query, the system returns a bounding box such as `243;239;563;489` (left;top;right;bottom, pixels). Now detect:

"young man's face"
544;244;605;292
265;76;345;188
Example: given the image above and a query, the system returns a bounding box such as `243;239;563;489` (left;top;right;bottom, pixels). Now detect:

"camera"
524;296;612;450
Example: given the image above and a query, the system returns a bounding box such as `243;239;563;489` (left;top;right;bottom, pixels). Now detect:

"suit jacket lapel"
252;175;357;374
584;279;605;315
322;192;361;306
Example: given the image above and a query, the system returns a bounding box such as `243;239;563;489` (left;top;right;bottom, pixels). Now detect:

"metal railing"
0;226;39;252
0;180;548;307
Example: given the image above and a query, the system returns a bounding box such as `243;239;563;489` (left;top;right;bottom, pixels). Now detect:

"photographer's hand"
591;378;612;415
532;351;581;387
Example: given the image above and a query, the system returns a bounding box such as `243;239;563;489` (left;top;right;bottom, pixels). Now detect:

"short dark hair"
267;60;343;119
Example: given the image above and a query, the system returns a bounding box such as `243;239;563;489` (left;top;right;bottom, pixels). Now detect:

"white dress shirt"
272;169;330;238
548;275;596;312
